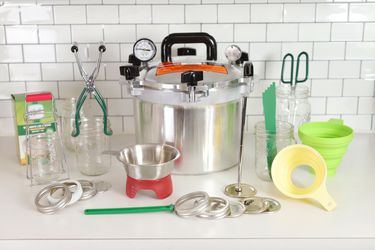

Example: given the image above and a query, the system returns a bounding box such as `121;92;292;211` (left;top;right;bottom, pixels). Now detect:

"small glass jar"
75;118;111;176
255;121;295;182
61;98;78;152
28;132;68;185
276;84;311;135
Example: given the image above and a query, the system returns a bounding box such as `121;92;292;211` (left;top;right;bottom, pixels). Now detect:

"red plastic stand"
126;175;173;199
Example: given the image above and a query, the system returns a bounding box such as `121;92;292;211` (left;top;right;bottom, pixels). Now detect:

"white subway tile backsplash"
265;61;282;79
349;3;375;22
72;25;103;43
341;115;372;132
316;4;348;22
186;5;217;23
358;97;375;114
120;43;133;62
87;5;119;24
137;0;168;3
331;23;363;41
152;5;184;24
299;23;331;41
56;44;75;62
218;4;250;23
361;61;375;80
26;82;58;98
136;25;168;43
283;4;315;23
202;24;234;42
311;79;342;96
234;24;266;42
6;26;38;44
95;81;122;98
343;79;374;97
252;61;266;79
246;98;263;115
327;97;357;114
0;82;26;100
9;64;41;81
203;0;234;3
281;42;313;56
123;116;135;134
267;24;298;42
39;26;71;44
169;24;201;33
235;0;266;3
0;65;9;82
364;23;375;41
24;45;55;63
108;116;124;135
37;0;70;4
314;42;345;60
0;100;13;117
0;27;4;44
309;61;329;78
42;63;73;81
108;99;133;116
103;0;134;3
119;5;151;24
346;42;375;60
104;63;123;81
58;81;85;98
70;0;101;4
251;4;283;23
104;25;136;43
0;118;15;136
0;6;20;25
249;43;281;60
0;45;23;63
329;61;360;78
310;97;326;115
54;6;86;24
20;6;53;24
169;0;200;3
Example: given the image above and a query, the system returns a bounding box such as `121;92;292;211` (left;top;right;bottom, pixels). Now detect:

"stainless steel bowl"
117;144;180;180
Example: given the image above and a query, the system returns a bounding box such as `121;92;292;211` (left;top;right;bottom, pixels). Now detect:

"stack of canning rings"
35;180;110;214
174;192;246;219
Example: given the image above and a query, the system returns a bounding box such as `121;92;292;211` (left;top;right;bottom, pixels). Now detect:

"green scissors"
71;42;113;137
281;51;309;88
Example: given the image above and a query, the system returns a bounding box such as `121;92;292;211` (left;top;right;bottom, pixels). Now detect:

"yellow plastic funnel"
271;144;337;211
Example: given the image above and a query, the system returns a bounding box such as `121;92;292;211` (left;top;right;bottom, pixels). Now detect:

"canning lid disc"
242;197;269;214
174;191;209;217
262;198;281;213
224;183;257;198
227;201;246;218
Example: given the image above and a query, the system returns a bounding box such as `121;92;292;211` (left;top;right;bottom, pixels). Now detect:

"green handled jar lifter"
71;42;112;137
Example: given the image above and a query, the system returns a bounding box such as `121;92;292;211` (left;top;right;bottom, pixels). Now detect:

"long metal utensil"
224;96;257;198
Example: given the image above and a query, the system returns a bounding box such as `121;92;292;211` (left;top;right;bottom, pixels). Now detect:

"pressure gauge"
133;38;157;62
224;45;242;63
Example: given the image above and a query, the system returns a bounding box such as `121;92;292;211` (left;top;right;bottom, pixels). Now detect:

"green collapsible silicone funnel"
298;119;353;176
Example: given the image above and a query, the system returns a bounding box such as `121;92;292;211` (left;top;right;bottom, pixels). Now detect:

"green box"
12;92;56;165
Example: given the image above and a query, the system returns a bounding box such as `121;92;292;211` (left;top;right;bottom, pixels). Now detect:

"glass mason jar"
276;84;311;135
75;118;111;176
28;132;68;185
255;121;295;182
61;98;78;152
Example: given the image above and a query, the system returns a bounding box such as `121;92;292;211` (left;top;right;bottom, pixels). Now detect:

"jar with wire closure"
75;118;111;176
255;121;295;182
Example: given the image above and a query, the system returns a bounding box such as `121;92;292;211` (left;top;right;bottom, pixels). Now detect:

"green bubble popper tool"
298;119;354;176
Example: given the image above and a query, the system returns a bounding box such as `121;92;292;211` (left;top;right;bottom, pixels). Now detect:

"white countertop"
1;134;375;250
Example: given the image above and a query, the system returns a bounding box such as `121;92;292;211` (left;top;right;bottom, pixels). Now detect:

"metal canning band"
196;197;230;220
227;201;246;218
174;191;209;217
47;180;83;206
35;184;72;214
79;180;97;201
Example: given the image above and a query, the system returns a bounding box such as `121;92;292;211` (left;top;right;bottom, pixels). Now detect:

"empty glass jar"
75;118;111;176
255;121;295;182
276;84;311;135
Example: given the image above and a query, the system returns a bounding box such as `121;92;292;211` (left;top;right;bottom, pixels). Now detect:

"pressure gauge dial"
224;45;242;63
133;38;157;62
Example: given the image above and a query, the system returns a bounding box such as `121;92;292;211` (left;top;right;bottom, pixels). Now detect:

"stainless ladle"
224;96;257;198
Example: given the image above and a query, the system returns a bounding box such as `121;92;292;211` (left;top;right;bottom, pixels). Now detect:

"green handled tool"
281;51;309;88
262;82;277;179
84;204;175;215
71;42;113;137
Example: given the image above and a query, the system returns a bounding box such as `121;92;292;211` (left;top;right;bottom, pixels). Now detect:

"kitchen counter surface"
0;133;375;250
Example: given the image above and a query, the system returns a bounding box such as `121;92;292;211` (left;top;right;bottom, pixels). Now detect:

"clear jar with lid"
276;84;311;135
75;118;111;176
255;121;295;182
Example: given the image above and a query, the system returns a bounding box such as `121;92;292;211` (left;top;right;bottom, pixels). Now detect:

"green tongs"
71;42;113;137
281;51;309;89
